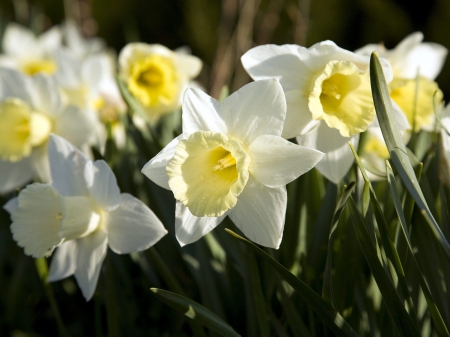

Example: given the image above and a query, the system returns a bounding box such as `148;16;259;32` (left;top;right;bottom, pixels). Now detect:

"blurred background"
0;0;449;99
1;0;450;336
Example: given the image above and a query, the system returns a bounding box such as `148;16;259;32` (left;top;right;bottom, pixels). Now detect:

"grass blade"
225;229;360;337
150;288;241;337
347;196;421;337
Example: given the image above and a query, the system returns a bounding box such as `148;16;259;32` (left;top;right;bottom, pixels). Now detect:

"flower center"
166;131;250;217
390;76;443;132
0;98;52;162
21;59;57;76
127;54;179;108
308;60;375;137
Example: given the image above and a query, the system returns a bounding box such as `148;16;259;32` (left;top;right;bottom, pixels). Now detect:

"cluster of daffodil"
1;21;448;305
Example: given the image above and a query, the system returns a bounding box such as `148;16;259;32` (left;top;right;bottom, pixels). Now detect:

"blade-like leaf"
370;52;450;259
150;288;241;337
225;229;360;337
347;196;421;337
350;142;449;336
322;182;355;308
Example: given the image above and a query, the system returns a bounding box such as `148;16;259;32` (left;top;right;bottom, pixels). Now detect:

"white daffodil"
4;134;167;300
241;41;406;184
54;47;125;149
0;68;97;194
119;43;202;124
356;32;448;132
142;79;324;248
0;22;61;76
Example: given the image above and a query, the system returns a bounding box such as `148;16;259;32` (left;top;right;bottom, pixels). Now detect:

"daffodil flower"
4;134;167;300
356;32;448;132
241;41;400;183
142;79;324;248
0;22;61;76
0;68;96;194
53;47;125;150
119;43;202;124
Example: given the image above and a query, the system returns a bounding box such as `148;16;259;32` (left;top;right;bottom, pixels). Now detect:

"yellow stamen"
212;152;237;171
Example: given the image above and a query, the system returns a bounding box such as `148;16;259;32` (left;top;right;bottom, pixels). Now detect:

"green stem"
35;258;70;337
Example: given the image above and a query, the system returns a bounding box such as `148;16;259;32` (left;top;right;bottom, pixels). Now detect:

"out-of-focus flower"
54;47;125;149
241;41;401;183
62;20;106;60
4;134;167;300
119;43;202;124
0;23;61;76
356;32;448;132
142;79;324;248
0;68;96;194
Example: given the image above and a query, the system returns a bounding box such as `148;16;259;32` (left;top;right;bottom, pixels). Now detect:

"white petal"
3;197;18;214
53;106;96;148
297;122;358;184
141;135;183;189
304;41;393;82
29;144;51;184
175;202;227;247
229;176;287;249
283;89;319;138
176;53;202;78
28;75;62;117
248;135;324;188
54;48;81;88
0;68;32;103
74;229;108;301
241;44;310;91
2;23;36;57
48;134;89;197
38;26;62;53
48;240;78;281
222;79;286;144
397;43;448;80
182;88;227;136
84;160;121;211
0;157;33;194
106;193;167;254
355;43;386;56
10;183;63;258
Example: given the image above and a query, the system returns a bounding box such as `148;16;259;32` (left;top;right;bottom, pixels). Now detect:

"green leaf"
370;52;450;259
350;141;449;336
225;229;360;337
322;182;355;308
150;288;241;337
347;196;421;337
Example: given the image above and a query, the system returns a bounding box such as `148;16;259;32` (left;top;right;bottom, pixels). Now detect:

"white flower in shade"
142;79;324;248
241;41;407;184
4;134;167;300
119;43;202;123
356;32;448;132
0;68;96;194
0;22;61;76
54;47;126;149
